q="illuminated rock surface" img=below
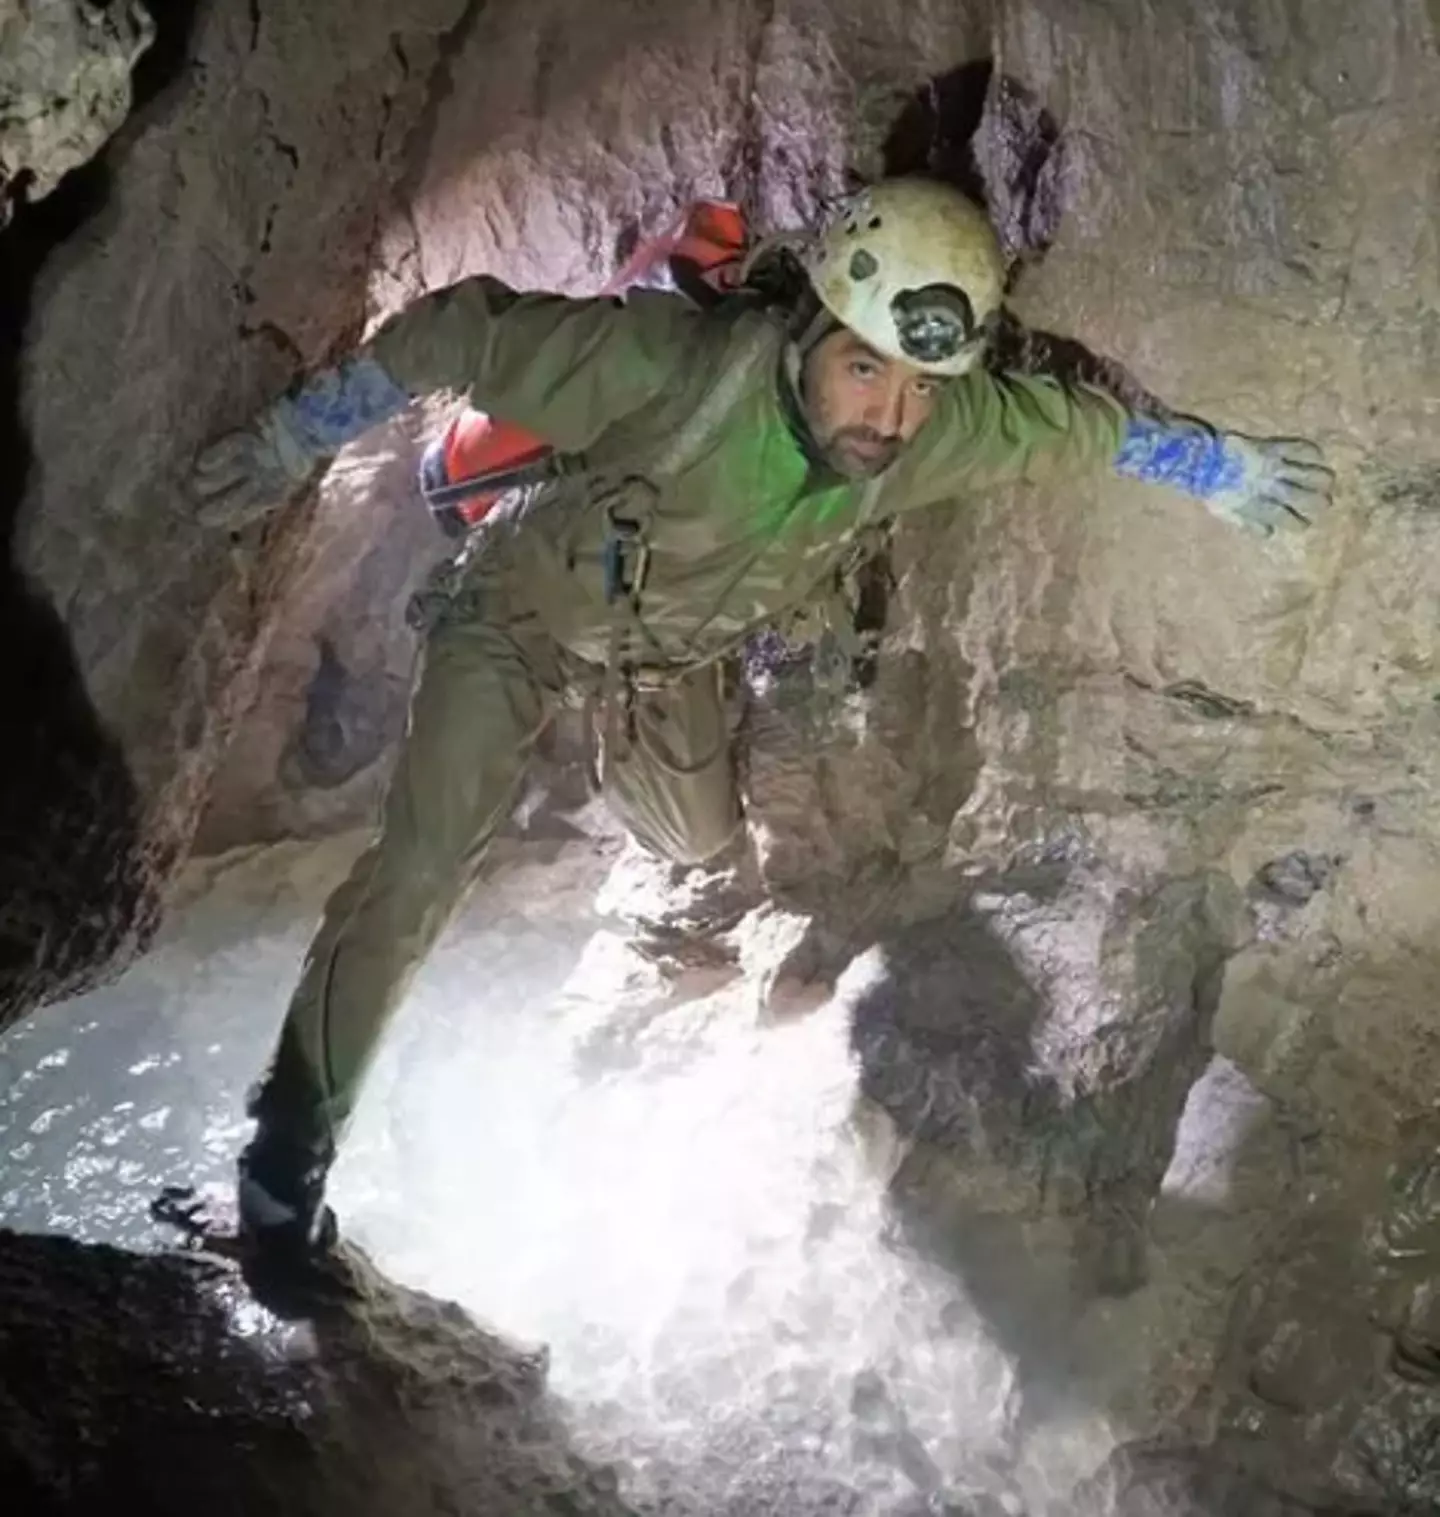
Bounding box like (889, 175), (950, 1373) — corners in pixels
(3, 0), (1440, 1512)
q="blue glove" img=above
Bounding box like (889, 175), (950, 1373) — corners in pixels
(1113, 416), (1334, 535)
(192, 357), (412, 528)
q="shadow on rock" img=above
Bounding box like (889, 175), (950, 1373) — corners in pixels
(0, 168), (158, 1032)
(1205, 1131), (1440, 1517)
(0, 1228), (639, 1517)
(847, 852), (1244, 1388)
(0, 2), (214, 1030)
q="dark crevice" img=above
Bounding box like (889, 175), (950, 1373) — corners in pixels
(254, 87), (301, 176)
(0, 0), (208, 1031)
(361, 0), (489, 311)
(988, 314), (1169, 416)
(715, 0), (777, 223)
(375, 93), (396, 163)
(882, 60), (1166, 418)
(880, 58), (993, 205)
(841, 59), (1164, 668)
(130, 0), (209, 108)
(849, 552), (894, 691)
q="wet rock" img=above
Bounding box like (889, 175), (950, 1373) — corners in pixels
(1200, 1135), (1440, 1515)
(1343, 1387), (1440, 1513)
(1247, 1313), (1382, 1416)
(1251, 852), (1342, 908)
(593, 832), (762, 977)
(0, 1227), (636, 1517)
(1071, 1443), (1385, 1517)
(1393, 1280), (1440, 1384)
(850, 856), (1245, 1302)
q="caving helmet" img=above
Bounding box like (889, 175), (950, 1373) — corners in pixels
(800, 177), (1005, 377)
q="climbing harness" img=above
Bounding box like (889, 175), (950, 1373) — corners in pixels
(419, 200), (751, 536)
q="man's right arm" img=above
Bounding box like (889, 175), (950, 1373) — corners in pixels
(191, 275), (695, 527)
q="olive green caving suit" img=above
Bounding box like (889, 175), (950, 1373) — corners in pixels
(252, 278), (1128, 1153)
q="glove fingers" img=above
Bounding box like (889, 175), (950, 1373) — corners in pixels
(1258, 438), (1336, 505)
(191, 430), (291, 528)
(1259, 436), (1326, 468)
(1274, 459), (1335, 496)
(1214, 499), (1275, 536)
(196, 484), (277, 530)
(1258, 487), (1320, 528)
(191, 434), (261, 498)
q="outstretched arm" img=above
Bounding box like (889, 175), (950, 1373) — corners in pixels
(1111, 413), (1333, 535)
(191, 278), (698, 528)
(898, 370), (1334, 533)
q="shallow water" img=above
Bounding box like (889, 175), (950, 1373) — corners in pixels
(0, 831), (1267, 1515)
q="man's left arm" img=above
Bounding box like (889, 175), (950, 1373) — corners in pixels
(900, 371), (1335, 535)
(1109, 412), (1333, 535)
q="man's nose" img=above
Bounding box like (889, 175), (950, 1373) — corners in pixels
(864, 383), (905, 438)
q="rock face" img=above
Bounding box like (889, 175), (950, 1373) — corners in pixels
(0, 1228), (637, 1517)
(0, 0), (153, 224)
(850, 859), (1245, 1299)
(6, 0), (1440, 1512)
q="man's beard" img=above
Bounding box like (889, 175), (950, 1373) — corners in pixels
(815, 424), (903, 479)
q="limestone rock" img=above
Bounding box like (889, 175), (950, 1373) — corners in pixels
(0, 0), (153, 223)
(848, 854), (1245, 1299)
(0, 1228), (636, 1517)
(1071, 1444), (1383, 1517)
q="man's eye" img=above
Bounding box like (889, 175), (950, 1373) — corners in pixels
(849, 361), (879, 379)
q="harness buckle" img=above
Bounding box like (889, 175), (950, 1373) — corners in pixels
(603, 511), (648, 604)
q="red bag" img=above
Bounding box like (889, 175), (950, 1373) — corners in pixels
(421, 200), (750, 536)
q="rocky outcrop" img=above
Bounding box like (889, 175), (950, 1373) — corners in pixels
(0, 0), (153, 224)
(0, 1228), (636, 1517)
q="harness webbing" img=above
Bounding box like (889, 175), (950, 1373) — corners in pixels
(594, 320), (778, 788)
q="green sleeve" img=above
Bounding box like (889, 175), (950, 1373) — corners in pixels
(895, 369), (1130, 512)
(364, 277), (699, 452)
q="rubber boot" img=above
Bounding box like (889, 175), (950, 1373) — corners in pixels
(234, 1023), (360, 1317)
(236, 1121), (338, 1257)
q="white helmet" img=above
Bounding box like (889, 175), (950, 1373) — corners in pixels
(801, 178), (1005, 377)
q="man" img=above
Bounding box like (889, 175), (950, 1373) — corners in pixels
(192, 177), (1334, 1285)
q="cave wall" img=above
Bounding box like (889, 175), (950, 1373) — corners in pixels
(6, 1), (1440, 1505)
(5, 0), (470, 1016)
(18, 0), (1434, 1002)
